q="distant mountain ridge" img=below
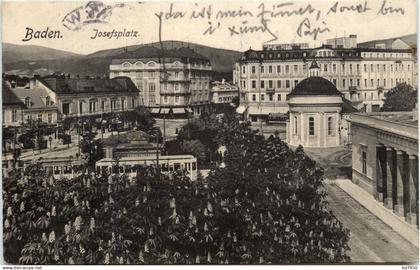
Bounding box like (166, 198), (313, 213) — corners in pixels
(3, 43), (82, 64)
(3, 41), (243, 77)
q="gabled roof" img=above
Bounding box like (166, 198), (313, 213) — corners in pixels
(38, 76), (138, 94)
(2, 81), (25, 106)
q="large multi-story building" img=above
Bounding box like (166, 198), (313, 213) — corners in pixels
(109, 46), (213, 116)
(233, 35), (416, 121)
(2, 81), (25, 127)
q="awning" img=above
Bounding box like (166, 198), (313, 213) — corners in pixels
(160, 108), (170, 114)
(248, 106), (289, 115)
(150, 108), (160, 114)
(236, 105), (247, 114)
(172, 108), (186, 114)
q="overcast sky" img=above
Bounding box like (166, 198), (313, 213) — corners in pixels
(2, 0), (417, 55)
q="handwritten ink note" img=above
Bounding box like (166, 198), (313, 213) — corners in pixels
(154, 1), (406, 43)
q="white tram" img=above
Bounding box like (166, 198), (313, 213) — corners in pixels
(95, 155), (198, 181)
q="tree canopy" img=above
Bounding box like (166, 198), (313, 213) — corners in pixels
(381, 83), (417, 112)
(3, 112), (351, 264)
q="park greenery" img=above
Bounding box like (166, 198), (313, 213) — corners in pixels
(3, 110), (351, 264)
(381, 83), (417, 112)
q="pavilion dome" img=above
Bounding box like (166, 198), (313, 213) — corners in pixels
(289, 77), (342, 97)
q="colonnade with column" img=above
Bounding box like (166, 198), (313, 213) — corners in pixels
(375, 144), (418, 226)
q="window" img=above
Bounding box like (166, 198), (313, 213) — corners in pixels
(260, 80), (265, 89)
(148, 71), (155, 78)
(324, 64), (328, 72)
(277, 94), (281, 101)
(294, 65), (298, 74)
(370, 79), (374, 87)
(175, 96), (180, 104)
(89, 101), (96, 113)
(308, 117), (315, 136)
(285, 65), (290, 74)
(342, 79), (346, 88)
(251, 80), (256, 89)
(111, 99), (117, 111)
(364, 64), (367, 72)
(277, 65), (281, 73)
(333, 79), (337, 86)
(175, 83), (180, 92)
(357, 79), (360, 87)
(294, 116), (298, 135)
(277, 80), (281, 88)
(269, 94), (273, 101)
(362, 151), (367, 174)
(364, 79), (367, 87)
(62, 103), (70, 115)
(25, 97), (31, 107)
(268, 66), (273, 74)
(327, 116), (334, 136)
(261, 94), (265, 101)
(164, 96), (168, 104)
(268, 80), (273, 88)
(383, 79), (386, 87)
(252, 94), (256, 101)
(242, 66), (245, 74)
(12, 110), (17, 122)
(175, 72), (179, 79)
(101, 100), (106, 111)
(260, 66), (264, 73)
(149, 82), (156, 92)
(251, 66), (256, 74)
(38, 113), (42, 121)
(370, 64), (374, 72)
(294, 80), (298, 87)
(286, 80), (290, 88)
(79, 101), (83, 114)
(333, 64), (337, 73)
(46, 96), (51, 106)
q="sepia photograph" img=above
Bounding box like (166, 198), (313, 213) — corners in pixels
(1, 0), (419, 266)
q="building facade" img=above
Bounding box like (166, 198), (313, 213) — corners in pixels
(2, 81), (25, 127)
(10, 81), (59, 125)
(234, 35), (416, 121)
(33, 76), (140, 120)
(110, 46), (213, 116)
(350, 112), (418, 226)
(210, 79), (239, 110)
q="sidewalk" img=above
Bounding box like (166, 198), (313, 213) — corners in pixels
(333, 179), (419, 248)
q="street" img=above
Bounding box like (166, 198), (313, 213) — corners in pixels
(325, 183), (419, 263)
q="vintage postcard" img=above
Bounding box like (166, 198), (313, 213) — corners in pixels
(1, 0), (418, 266)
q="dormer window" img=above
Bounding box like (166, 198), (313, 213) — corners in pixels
(46, 96), (51, 106)
(25, 97), (31, 107)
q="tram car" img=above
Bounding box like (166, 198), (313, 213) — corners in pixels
(95, 155), (198, 181)
(22, 157), (85, 179)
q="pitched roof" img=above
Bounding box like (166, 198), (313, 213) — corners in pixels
(289, 77), (341, 96)
(357, 33), (417, 49)
(342, 98), (359, 113)
(2, 81), (25, 106)
(11, 86), (54, 109)
(113, 46), (209, 62)
(39, 76), (138, 94)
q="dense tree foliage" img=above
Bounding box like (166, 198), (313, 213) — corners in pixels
(3, 112), (351, 264)
(381, 83), (417, 112)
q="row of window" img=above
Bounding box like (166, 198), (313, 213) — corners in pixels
(62, 98), (135, 115)
(241, 62), (411, 76)
(293, 116), (336, 136)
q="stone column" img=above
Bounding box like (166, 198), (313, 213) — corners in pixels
(375, 145), (385, 202)
(318, 113), (323, 147)
(300, 112), (305, 146)
(384, 147), (394, 209)
(394, 150), (406, 216)
(406, 155), (418, 225)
